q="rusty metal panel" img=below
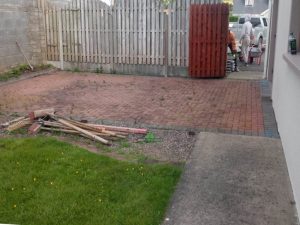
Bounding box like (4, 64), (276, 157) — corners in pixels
(189, 3), (229, 78)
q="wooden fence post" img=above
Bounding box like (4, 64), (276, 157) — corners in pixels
(163, 9), (169, 77)
(58, 8), (64, 70)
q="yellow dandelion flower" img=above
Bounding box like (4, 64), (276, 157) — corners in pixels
(50, 182), (54, 185)
(13, 204), (17, 208)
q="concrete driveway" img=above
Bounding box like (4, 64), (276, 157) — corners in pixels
(163, 132), (298, 225)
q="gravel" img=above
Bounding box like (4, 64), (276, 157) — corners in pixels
(0, 114), (197, 163)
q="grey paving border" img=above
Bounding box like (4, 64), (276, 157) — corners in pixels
(260, 80), (280, 139)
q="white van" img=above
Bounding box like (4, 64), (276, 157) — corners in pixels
(229, 14), (268, 49)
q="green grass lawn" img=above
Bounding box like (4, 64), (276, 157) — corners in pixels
(0, 137), (182, 225)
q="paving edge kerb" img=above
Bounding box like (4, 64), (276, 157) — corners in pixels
(0, 68), (58, 87)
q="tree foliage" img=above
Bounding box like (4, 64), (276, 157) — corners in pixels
(160, 0), (175, 7)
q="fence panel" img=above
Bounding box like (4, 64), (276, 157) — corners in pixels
(42, 0), (224, 73)
(189, 3), (229, 78)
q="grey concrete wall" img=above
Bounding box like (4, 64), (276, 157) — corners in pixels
(48, 61), (188, 77)
(0, 0), (46, 72)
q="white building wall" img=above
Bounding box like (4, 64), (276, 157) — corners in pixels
(272, 0), (300, 216)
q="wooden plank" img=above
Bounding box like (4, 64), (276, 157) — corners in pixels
(146, 0), (150, 64)
(58, 8), (64, 69)
(206, 4), (211, 77)
(133, 0), (138, 64)
(117, 1), (122, 64)
(48, 7), (52, 61)
(94, 0), (98, 63)
(66, 5), (71, 61)
(121, 0), (126, 64)
(210, 4), (216, 76)
(100, 7), (104, 64)
(74, 0), (79, 62)
(79, 0), (84, 62)
(197, 4), (201, 76)
(220, 4), (229, 77)
(84, 0), (90, 62)
(142, 0), (146, 64)
(77, 0), (82, 62)
(54, 6), (59, 61)
(193, 4), (199, 76)
(150, 0), (155, 64)
(126, 1), (130, 64)
(45, 7), (50, 60)
(61, 6), (66, 61)
(103, 6), (107, 63)
(63, 5), (67, 62)
(106, 6), (110, 64)
(140, 0), (144, 64)
(200, 4), (205, 76)
(89, 0), (93, 63)
(68, 4), (73, 62)
(173, 0), (177, 66)
(188, 4), (194, 75)
(156, 1), (160, 65)
(72, 1), (76, 62)
(88, 0), (94, 63)
(186, 0), (191, 67)
(160, 6), (164, 65)
(177, 0), (181, 66)
(111, 5), (116, 64)
(129, 0), (133, 64)
(52, 117), (109, 145)
(96, 1), (101, 63)
(168, 4), (172, 66)
(92, 0), (95, 63)
(50, 7), (55, 61)
(215, 3), (221, 75)
(182, 0), (187, 66)
(28, 108), (55, 120)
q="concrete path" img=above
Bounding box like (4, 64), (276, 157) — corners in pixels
(163, 132), (298, 225)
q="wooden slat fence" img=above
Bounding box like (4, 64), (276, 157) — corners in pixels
(189, 3), (229, 78)
(37, 0), (223, 72)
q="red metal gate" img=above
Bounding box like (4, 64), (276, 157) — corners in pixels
(189, 4), (229, 78)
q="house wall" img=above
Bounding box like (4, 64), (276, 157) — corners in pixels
(233, 0), (269, 14)
(272, 0), (300, 217)
(0, 0), (46, 72)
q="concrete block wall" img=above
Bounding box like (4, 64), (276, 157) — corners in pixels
(0, 0), (46, 72)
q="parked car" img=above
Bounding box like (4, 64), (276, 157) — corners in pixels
(229, 14), (268, 49)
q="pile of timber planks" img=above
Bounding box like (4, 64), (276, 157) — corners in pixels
(0, 108), (147, 145)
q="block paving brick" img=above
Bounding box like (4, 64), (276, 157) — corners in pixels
(0, 71), (265, 134)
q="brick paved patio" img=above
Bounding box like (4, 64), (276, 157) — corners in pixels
(0, 71), (264, 135)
